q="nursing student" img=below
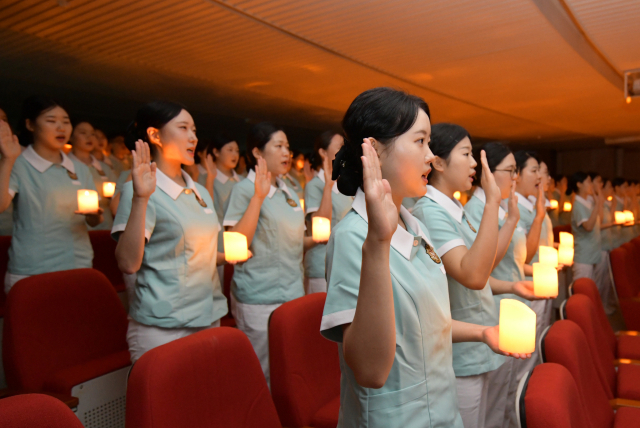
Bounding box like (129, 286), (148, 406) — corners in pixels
(320, 88), (529, 428)
(112, 101), (227, 362)
(464, 143), (529, 428)
(612, 178), (631, 245)
(0, 96), (102, 293)
(413, 128), (536, 428)
(304, 131), (353, 294)
(224, 122), (319, 385)
(0, 107), (14, 236)
(69, 120), (118, 230)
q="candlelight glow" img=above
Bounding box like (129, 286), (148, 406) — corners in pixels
(563, 202), (572, 212)
(623, 210), (634, 223)
(559, 232), (574, 248)
(607, 196), (613, 202)
(300, 199), (305, 212)
(533, 263), (558, 298)
(103, 182), (116, 198)
(539, 246), (558, 268)
(499, 299), (537, 354)
(77, 190), (99, 214)
(312, 217), (331, 242)
(615, 211), (626, 224)
(550, 199), (558, 209)
(453, 191), (461, 200)
(558, 245), (574, 265)
(224, 232), (249, 263)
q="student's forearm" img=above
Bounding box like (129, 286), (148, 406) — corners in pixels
(525, 216), (544, 263)
(489, 277), (514, 295)
(110, 193), (121, 216)
(303, 235), (318, 252)
(314, 184), (334, 220)
(230, 196), (264, 245)
(115, 196), (149, 274)
(459, 203), (500, 288)
(494, 217), (517, 268)
(0, 158), (15, 212)
(343, 237), (395, 389)
(452, 320), (486, 343)
(524, 264), (533, 276)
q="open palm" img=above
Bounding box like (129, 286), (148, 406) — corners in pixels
(480, 150), (501, 205)
(131, 140), (156, 199)
(0, 121), (21, 161)
(362, 139), (397, 242)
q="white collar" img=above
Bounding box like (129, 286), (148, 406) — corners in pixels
(247, 169), (292, 199)
(516, 192), (534, 212)
(156, 168), (203, 201)
(23, 145), (75, 174)
(425, 185), (464, 224)
(473, 187), (506, 220)
(215, 167), (240, 184)
(528, 194), (552, 208)
(197, 164), (207, 175)
(317, 169), (340, 194)
(575, 194), (593, 210)
(352, 188), (436, 260)
(69, 152), (104, 173)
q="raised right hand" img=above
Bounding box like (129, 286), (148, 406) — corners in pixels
(131, 140), (156, 199)
(507, 180), (520, 223)
(0, 120), (21, 161)
(362, 139), (397, 242)
(322, 154), (334, 186)
(253, 157), (272, 200)
(535, 183), (546, 219)
(480, 150), (501, 205)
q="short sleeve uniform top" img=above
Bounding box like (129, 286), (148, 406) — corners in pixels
(321, 189), (463, 428)
(224, 169), (305, 305)
(413, 186), (504, 377)
(465, 188), (529, 306)
(571, 195), (602, 265)
(602, 199), (615, 251)
(527, 195), (554, 264)
(303, 169), (353, 279)
(8, 146), (96, 275)
(111, 169), (227, 328)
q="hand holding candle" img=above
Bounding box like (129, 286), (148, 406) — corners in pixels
(224, 232), (249, 264)
(76, 189), (99, 214)
(103, 182), (116, 198)
(498, 299), (536, 354)
(533, 262), (559, 298)
(312, 217), (331, 243)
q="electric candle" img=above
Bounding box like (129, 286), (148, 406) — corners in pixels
(550, 199), (558, 209)
(615, 211), (626, 224)
(563, 202), (572, 212)
(312, 217), (331, 242)
(559, 232), (574, 248)
(102, 182), (116, 198)
(499, 299), (536, 354)
(539, 246), (558, 268)
(223, 232), (249, 263)
(453, 191), (461, 200)
(624, 210), (634, 223)
(533, 263), (558, 298)
(77, 190), (99, 214)
(558, 245), (574, 265)
(607, 196), (613, 202)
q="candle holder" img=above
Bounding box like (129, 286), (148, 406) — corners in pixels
(499, 299), (536, 354)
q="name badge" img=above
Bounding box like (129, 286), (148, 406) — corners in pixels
(72, 180), (81, 186)
(204, 208), (213, 214)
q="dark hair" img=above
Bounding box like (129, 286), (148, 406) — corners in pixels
(311, 130), (341, 171)
(514, 150), (539, 173)
(246, 122), (284, 171)
(333, 87), (430, 196)
(474, 142), (513, 182)
(18, 95), (68, 146)
(587, 171), (601, 181)
(568, 171), (589, 195)
(427, 123), (470, 180)
(125, 101), (186, 151)
(612, 177), (627, 188)
(553, 174), (565, 183)
(208, 132), (236, 157)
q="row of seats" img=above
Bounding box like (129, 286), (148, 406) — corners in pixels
(1, 268), (338, 427)
(610, 236), (640, 330)
(518, 278), (640, 427)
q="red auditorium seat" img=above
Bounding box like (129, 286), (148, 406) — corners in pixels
(565, 294), (640, 401)
(572, 278), (640, 360)
(0, 235), (11, 318)
(220, 263), (236, 327)
(541, 320), (640, 427)
(610, 245), (640, 330)
(0, 393), (84, 428)
(126, 327), (282, 428)
(269, 293), (340, 428)
(89, 230), (125, 293)
(552, 224), (571, 244)
(3, 269), (131, 425)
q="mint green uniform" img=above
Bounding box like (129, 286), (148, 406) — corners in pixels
(571, 195), (601, 265)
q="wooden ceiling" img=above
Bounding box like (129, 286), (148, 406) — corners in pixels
(0, 0), (638, 143)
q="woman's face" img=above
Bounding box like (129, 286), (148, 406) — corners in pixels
(214, 141), (240, 171)
(493, 153), (517, 199)
(516, 157), (541, 197)
(615, 183), (628, 197)
(577, 176), (594, 196)
(379, 109), (434, 199)
(26, 106), (72, 151)
(592, 176), (603, 193)
(539, 162), (550, 192)
(433, 137), (477, 193)
(253, 130), (290, 177)
(70, 122), (97, 154)
(603, 181), (614, 199)
(149, 109), (198, 165)
(94, 129), (108, 152)
(319, 134), (344, 166)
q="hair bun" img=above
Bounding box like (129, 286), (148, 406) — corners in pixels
(124, 120), (140, 151)
(332, 141), (363, 196)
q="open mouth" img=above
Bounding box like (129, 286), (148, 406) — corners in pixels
(421, 168), (431, 184)
(55, 136), (66, 143)
(186, 148), (194, 156)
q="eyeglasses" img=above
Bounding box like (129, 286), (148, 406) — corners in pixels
(494, 168), (518, 178)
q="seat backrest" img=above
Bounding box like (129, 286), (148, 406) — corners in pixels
(0, 235), (11, 317)
(565, 294), (616, 397)
(523, 363), (594, 428)
(542, 320), (613, 428)
(88, 230), (123, 291)
(0, 393), (85, 428)
(126, 327), (282, 428)
(610, 246), (636, 299)
(3, 269), (128, 391)
(572, 278), (616, 353)
(269, 293), (340, 427)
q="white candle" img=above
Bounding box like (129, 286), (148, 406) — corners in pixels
(563, 202), (572, 212)
(499, 299), (537, 354)
(312, 217), (331, 242)
(615, 211), (626, 224)
(550, 199), (558, 209)
(223, 232), (249, 263)
(533, 262), (559, 298)
(558, 245), (574, 265)
(453, 191), (461, 200)
(103, 182), (116, 198)
(539, 246), (558, 268)
(77, 190), (99, 214)
(559, 232), (574, 248)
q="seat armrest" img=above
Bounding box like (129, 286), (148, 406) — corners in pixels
(0, 388), (79, 409)
(610, 398), (640, 410)
(616, 331), (640, 337)
(614, 359), (640, 366)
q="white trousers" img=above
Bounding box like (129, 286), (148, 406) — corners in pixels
(4, 272), (29, 295)
(485, 360), (512, 428)
(456, 372), (490, 428)
(230, 294), (281, 387)
(572, 262), (594, 282)
(127, 317), (220, 363)
(306, 277), (327, 294)
(593, 251), (615, 313)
